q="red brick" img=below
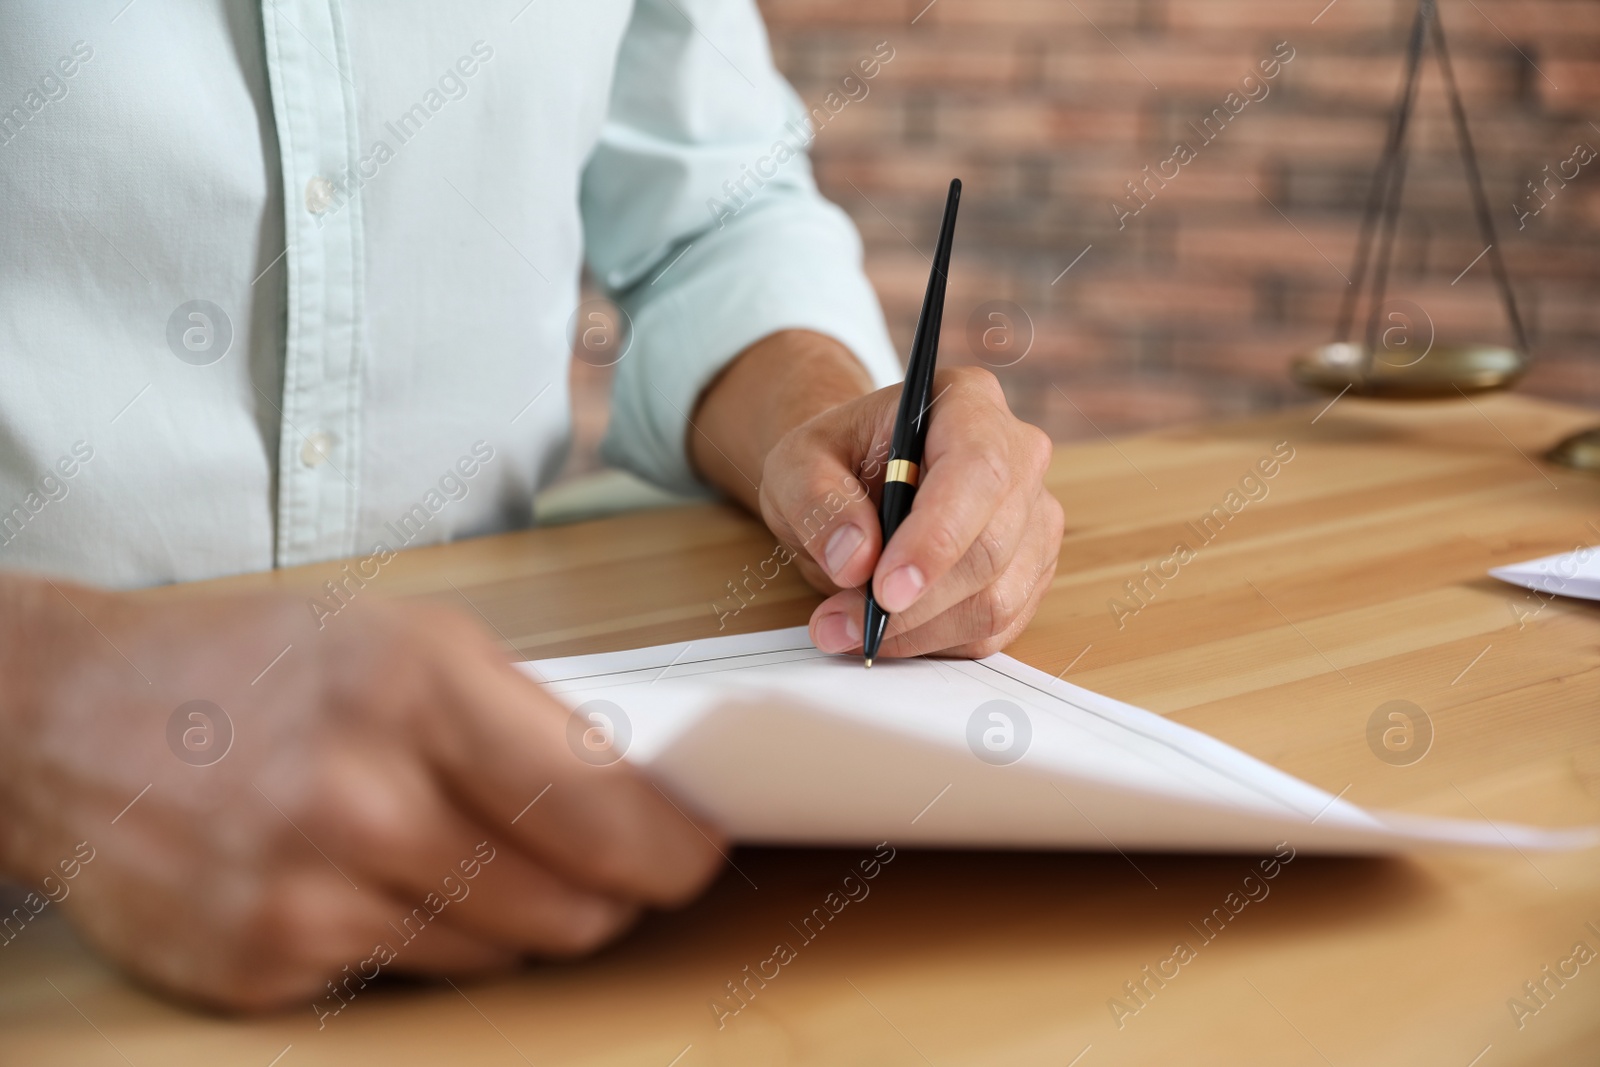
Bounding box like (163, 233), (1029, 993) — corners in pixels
(863, 36), (1037, 89)
(1164, 0), (1402, 34)
(548, 0), (1600, 488)
(758, 0), (910, 28)
(918, 0), (1149, 32)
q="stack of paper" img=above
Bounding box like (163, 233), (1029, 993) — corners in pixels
(518, 628), (1595, 855)
(1490, 546), (1600, 602)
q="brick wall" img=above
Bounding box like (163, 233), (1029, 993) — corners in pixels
(562, 0), (1600, 480)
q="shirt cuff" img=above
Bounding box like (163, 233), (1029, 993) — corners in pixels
(600, 195), (901, 496)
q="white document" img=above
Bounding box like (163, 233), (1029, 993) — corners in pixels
(1490, 546), (1600, 602)
(518, 628), (1595, 855)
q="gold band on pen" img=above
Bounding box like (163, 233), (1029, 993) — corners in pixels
(885, 459), (920, 487)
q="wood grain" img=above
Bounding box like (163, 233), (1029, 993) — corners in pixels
(3, 393), (1598, 1065)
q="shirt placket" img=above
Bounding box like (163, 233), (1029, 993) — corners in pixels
(260, 0), (366, 567)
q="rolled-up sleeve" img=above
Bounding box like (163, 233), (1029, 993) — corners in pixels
(582, 0), (899, 495)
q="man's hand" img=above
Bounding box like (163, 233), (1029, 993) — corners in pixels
(692, 331), (1063, 659)
(0, 577), (724, 1012)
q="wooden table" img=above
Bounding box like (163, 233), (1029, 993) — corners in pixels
(4, 394), (1598, 1065)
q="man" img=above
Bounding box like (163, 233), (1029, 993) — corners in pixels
(0, 1), (1061, 1010)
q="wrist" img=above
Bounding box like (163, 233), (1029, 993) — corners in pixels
(747, 331), (877, 460)
(690, 330), (876, 509)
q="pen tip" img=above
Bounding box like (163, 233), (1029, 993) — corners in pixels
(864, 657), (874, 669)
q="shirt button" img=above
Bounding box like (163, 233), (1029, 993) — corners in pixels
(305, 176), (336, 215)
(300, 431), (335, 467)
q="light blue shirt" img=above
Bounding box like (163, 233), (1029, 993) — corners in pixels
(0, 0), (898, 588)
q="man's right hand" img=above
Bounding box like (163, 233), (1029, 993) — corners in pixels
(0, 575), (724, 1012)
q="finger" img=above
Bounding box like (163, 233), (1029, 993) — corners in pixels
(368, 911), (523, 977)
(817, 489), (1061, 659)
(165, 875), (465, 1011)
(759, 422), (883, 593)
(324, 758), (643, 956)
(875, 480), (1031, 633)
(877, 491), (1062, 658)
(420, 652), (726, 907)
(159, 877), (394, 1011)
(872, 373), (1047, 615)
(432, 842), (643, 958)
(241, 876), (519, 996)
(289, 893), (521, 997)
(813, 482), (1046, 654)
(809, 497), (1022, 655)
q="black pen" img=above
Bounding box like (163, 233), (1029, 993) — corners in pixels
(863, 177), (961, 667)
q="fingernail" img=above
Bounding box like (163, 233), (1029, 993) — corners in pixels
(823, 524), (865, 577)
(815, 611), (863, 653)
(570, 894), (636, 943)
(880, 565), (925, 613)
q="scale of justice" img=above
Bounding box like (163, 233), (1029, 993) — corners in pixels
(1289, 0), (1598, 470)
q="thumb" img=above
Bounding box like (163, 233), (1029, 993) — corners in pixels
(759, 435), (883, 594)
